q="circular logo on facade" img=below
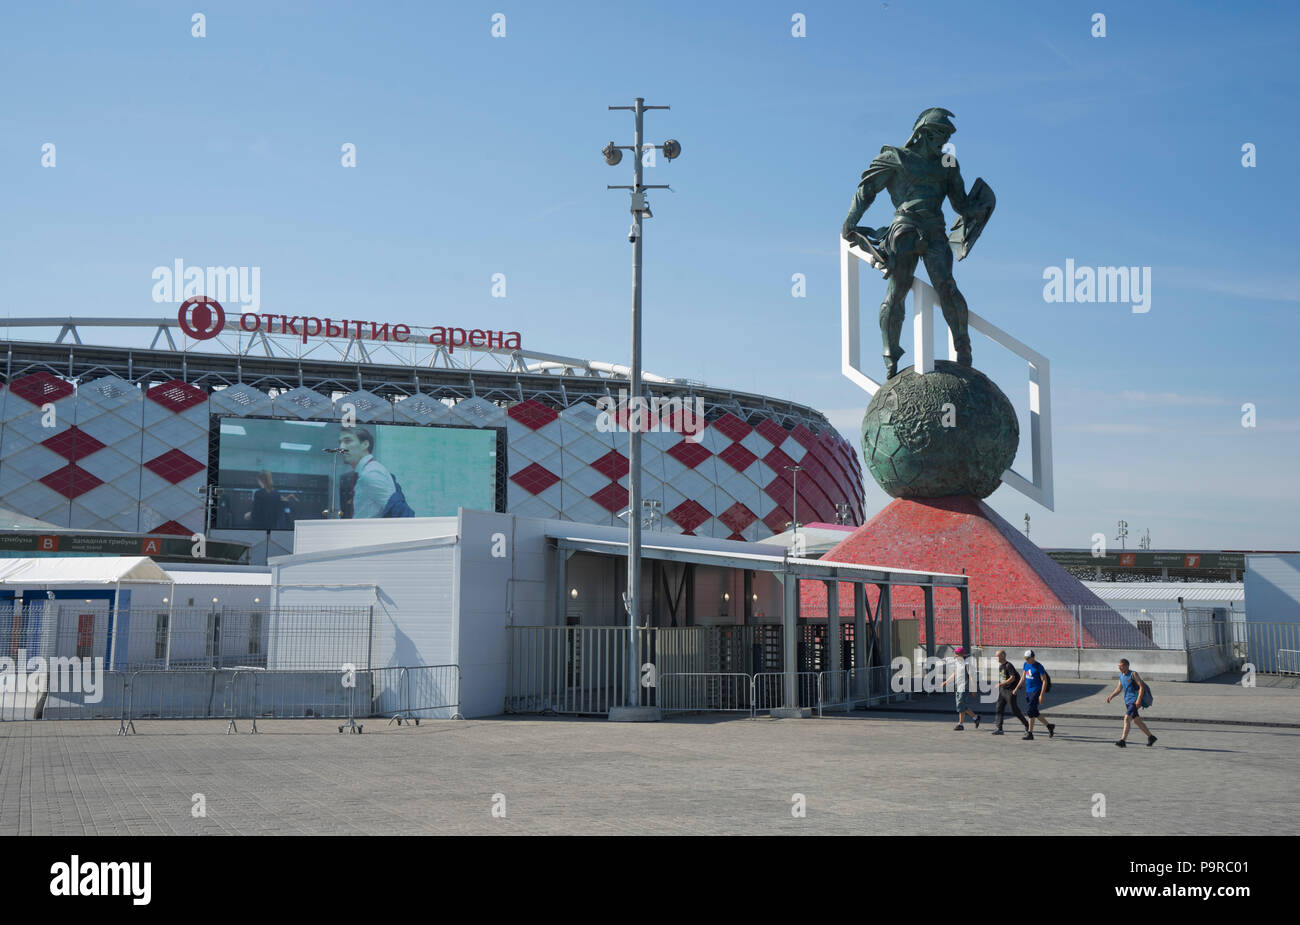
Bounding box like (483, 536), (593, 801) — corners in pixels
(178, 296), (226, 340)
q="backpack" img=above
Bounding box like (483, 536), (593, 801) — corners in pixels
(379, 474), (415, 517)
(1135, 672), (1153, 708)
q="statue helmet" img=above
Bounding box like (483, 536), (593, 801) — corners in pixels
(908, 108), (956, 146)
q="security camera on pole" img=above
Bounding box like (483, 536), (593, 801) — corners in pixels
(602, 97), (681, 723)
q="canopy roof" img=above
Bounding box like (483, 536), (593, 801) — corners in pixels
(0, 556), (171, 585)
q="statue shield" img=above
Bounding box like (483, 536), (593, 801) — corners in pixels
(948, 177), (995, 261)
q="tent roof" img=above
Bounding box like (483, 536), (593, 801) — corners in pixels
(1082, 581), (1244, 603)
(0, 556), (171, 585)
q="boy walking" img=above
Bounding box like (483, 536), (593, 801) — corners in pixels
(1013, 650), (1056, 740)
(944, 646), (980, 730)
(1106, 658), (1157, 748)
(989, 649), (1029, 735)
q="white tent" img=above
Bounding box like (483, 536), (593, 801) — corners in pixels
(0, 557), (171, 586)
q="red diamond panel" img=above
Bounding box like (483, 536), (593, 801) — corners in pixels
(711, 412), (753, 442)
(666, 439), (711, 469)
(147, 379), (207, 412)
(660, 404), (703, 439)
(790, 423), (819, 450)
(718, 501), (757, 534)
(40, 464), (103, 499)
(764, 477), (794, 509)
(40, 426), (106, 463)
(148, 520), (194, 536)
(762, 506), (792, 534)
(612, 405), (659, 432)
(755, 417), (789, 446)
(728, 532), (746, 542)
(144, 449), (206, 484)
(507, 399), (559, 430)
(717, 442), (758, 473)
(510, 462), (560, 495)
(6, 372), (74, 406)
(763, 445), (799, 474)
(591, 482), (629, 513)
(590, 449), (629, 480)
(667, 499), (710, 533)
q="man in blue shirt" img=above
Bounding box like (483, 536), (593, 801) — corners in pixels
(1012, 649), (1056, 741)
(1105, 658), (1157, 748)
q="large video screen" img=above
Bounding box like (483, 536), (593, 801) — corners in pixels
(213, 417), (500, 530)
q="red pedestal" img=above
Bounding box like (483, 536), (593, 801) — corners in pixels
(801, 496), (1150, 649)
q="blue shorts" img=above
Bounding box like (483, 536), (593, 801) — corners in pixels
(1125, 701), (1140, 718)
(1025, 691), (1041, 717)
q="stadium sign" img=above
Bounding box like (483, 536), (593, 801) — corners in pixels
(1047, 550), (1246, 570)
(177, 299), (522, 353)
(0, 531), (248, 563)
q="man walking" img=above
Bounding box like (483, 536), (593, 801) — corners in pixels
(1106, 658), (1157, 748)
(989, 649), (1029, 736)
(944, 646), (980, 730)
(1013, 650), (1056, 740)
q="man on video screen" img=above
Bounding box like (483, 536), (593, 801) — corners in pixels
(337, 426), (415, 518)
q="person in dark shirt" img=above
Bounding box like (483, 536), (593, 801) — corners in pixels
(989, 649), (1029, 736)
(243, 470), (294, 530)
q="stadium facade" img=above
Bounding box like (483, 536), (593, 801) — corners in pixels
(0, 315), (864, 564)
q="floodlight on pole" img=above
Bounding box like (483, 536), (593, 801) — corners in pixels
(604, 97), (679, 712)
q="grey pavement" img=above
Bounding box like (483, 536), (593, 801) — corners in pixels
(3, 689), (1298, 835)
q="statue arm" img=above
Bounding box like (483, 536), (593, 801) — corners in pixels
(841, 161), (892, 238)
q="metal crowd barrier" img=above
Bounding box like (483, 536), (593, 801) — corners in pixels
(0, 669), (129, 723)
(817, 670), (852, 716)
(658, 672), (753, 715)
(0, 665), (461, 734)
(382, 664), (463, 724)
(752, 671), (819, 715)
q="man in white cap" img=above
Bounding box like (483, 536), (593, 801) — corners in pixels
(1012, 649), (1056, 740)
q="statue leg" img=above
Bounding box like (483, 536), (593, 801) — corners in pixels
(879, 252), (918, 379)
(923, 246), (972, 366)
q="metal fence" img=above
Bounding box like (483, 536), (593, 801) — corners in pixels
(1213, 621), (1300, 675)
(0, 604), (374, 671)
(0, 664), (460, 727)
(658, 673), (753, 715)
(504, 624), (793, 714)
(752, 671), (819, 714)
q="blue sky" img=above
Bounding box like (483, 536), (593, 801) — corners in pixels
(2, 0), (1297, 549)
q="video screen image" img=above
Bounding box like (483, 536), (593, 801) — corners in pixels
(214, 418), (499, 530)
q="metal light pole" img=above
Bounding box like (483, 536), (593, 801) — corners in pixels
(1116, 519), (1129, 551)
(785, 465), (803, 553)
(604, 98), (680, 710)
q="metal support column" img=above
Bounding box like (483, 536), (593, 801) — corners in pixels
(826, 579), (841, 675)
(783, 570), (799, 707)
(959, 585), (971, 655)
(923, 584), (936, 658)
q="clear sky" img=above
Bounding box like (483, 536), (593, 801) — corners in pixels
(2, 1), (1297, 550)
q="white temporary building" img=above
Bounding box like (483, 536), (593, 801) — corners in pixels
(1244, 554), (1300, 623)
(0, 556), (272, 669)
(268, 508), (970, 718)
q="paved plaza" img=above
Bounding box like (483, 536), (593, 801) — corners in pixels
(2, 679), (1297, 836)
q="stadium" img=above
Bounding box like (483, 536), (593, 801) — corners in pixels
(0, 310), (864, 564)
